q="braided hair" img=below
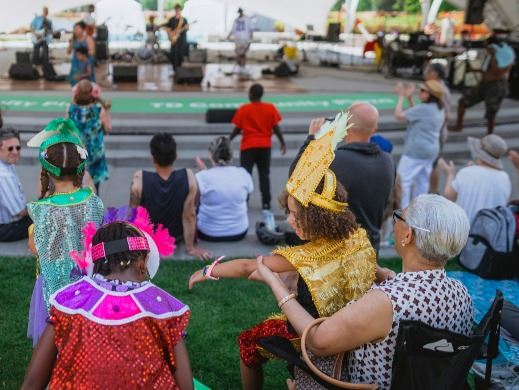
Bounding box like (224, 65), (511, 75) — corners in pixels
(39, 143), (85, 199)
(92, 222), (149, 276)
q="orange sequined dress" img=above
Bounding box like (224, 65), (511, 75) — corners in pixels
(48, 276), (190, 389)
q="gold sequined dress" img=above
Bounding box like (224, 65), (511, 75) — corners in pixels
(238, 228), (376, 367)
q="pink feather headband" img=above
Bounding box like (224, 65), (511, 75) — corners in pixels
(70, 207), (175, 274)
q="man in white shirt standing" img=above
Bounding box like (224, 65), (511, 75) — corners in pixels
(228, 8), (254, 70)
(439, 134), (511, 223)
(0, 128), (31, 242)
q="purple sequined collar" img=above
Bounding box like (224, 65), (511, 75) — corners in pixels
(92, 274), (149, 292)
(49, 276), (189, 326)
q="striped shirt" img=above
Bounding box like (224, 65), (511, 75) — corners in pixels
(0, 160), (26, 224)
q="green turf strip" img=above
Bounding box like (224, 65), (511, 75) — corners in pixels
(0, 257), (464, 389)
(0, 93), (399, 114)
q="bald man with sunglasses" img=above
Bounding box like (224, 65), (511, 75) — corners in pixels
(0, 128), (31, 242)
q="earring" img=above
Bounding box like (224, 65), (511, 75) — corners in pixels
(401, 240), (406, 247)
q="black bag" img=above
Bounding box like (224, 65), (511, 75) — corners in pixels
(459, 206), (519, 279)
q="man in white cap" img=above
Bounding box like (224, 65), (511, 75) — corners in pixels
(438, 134), (511, 223)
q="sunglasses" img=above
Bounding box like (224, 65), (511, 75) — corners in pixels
(6, 145), (21, 152)
(392, 209), (431, 233)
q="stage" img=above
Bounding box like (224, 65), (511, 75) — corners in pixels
(0, 62), (306, 93)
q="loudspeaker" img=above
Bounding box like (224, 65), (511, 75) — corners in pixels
(95, 41), (109, 61)
(188, 48), (207, 63)
(9, 63), (39, 80)
(205, 109), (237, 123)
(96, 25), (109, 41)
(465, 0), (488, 25)
(274, 61), (298, 77)
(175, 66), (204, 84)
(16, 52), (31, 64)
(113, 65), (138, 82)
(327, 23), (341, 42)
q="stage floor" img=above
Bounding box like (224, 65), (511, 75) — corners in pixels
(0, 63), (305, 93)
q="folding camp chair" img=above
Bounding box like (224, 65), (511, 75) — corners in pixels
(259, 290), (503, 390)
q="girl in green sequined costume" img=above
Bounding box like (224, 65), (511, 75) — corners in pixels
(27, 119), (104, 346)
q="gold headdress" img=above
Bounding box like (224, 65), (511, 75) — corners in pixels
(286, 112), (352, 212)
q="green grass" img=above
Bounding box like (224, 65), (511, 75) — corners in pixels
(0, 257), (464, 389)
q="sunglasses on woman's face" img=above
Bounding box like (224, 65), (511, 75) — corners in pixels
(6, 145), (21, 152)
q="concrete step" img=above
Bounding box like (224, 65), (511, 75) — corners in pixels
(4, 106), (519, 134)
(16, 129), (519, 168)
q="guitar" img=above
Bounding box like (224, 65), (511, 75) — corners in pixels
(164, 19), (196, 45)
(32, 18), (52, 45)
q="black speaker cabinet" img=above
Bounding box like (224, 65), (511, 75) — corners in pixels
(205, 109), (237, 123)
(16, 51), (31, 64)
(327, 23), (341, 42)
(95, 41), (109, 61)
(9, 63), (40, 80)
(465, 0), (488, 25)
(96, 25), (109, 42)
(113, 65), (138, 83)
(175, 66), (204, 84)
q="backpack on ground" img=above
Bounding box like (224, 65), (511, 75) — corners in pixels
(459, 206), (518, 279)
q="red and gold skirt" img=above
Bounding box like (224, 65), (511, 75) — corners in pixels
(238, 315), (300, 367)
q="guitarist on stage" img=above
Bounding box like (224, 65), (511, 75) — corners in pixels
(165, 3), (189, 74)
(31, 6), (53, 65)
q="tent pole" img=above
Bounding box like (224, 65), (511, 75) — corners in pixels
(158, 0), (165, 23)
(427, 0), (444, 25)
(420, 0), (431, 29)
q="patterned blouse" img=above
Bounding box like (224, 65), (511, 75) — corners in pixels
(347, 269), (474, 390)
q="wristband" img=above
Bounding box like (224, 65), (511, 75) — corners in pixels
(203, 256), (225, 280)
(278, 293), (297, 308)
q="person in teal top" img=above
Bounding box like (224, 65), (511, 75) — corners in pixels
(67, 80), (109, 192)
(26, 118), (104, 346)
(67, 21), (95, 86)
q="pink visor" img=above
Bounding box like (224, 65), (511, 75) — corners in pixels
(91, 236), (150, 262)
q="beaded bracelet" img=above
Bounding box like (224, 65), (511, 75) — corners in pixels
(202, 256), (225, 280)
(278, 293), (297, 308)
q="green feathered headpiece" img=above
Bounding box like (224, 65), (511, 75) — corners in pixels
(27, 118), (88, 177)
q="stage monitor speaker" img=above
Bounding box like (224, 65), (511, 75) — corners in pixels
(274, 61), (299, 77)
(16, 52), (31, 64)
(205, 109), (236, 123)
(96, 25), (109, 42)
(8, 63), (39, 80)
(188, 48), (207, 63)
(175, 66), (204, 84)
(465, 0), (488, 25)
(95, 41), (109, 61)
(327, 23), (341, 42)
(113, 65), (138, 83)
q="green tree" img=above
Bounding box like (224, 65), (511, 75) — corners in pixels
(139, 0), (185, 11)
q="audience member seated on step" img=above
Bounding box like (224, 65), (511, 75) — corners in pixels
(195, 136), (253, 242)
(290, 102), (394, 252)
(66, 79), (109, 193)
(438, 134), (511, 223)
(0, 128), (32, 242)
(130, 133), (212, 260)
(254, 194), (474, 390)
(394, 80), (445, 208)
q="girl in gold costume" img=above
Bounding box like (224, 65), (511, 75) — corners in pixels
(189, 113), (389, 390)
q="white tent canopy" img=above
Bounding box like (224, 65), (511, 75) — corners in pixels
(1, 0), (336, 35)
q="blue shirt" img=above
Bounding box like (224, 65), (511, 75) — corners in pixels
(0, 160), (26, 224)
(31, 15), (52, 44)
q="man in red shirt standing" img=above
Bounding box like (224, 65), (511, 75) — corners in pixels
(230, 83), (286, 211)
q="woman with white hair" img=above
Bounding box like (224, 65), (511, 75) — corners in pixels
(252, 194), (474, 389)
(195, 136), (253, 241)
